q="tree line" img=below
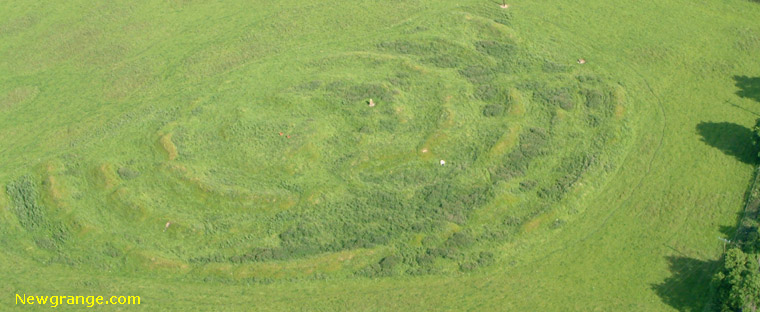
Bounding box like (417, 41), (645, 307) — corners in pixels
(710, 119), (760, 311)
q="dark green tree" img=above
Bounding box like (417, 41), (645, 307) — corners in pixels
(712, 248), (760, 311)
(752, 118), (760, 158)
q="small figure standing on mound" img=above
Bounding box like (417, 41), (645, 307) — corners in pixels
(368, 99), (376, 107)
(577, 58), (586, 64)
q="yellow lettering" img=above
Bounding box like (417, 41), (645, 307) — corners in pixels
(129, 296), (141, 305)
(35, 295), (47, 305)
(14, 293), (138, 306)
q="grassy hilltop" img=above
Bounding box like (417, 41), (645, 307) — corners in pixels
(1, 0), (760, 310)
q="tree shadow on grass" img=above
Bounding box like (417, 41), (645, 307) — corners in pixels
(734, 75), (760, 103)
(696, 122), (756, 165)
(652, 256), (719, 312)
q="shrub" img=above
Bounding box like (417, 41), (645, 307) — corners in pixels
(542, 61), (569, 73)
(446, 232), (474, 248)
(534, 87), (575, 110)
(377, 38), (484, 69)
(477, 251), (495, 266)
(357, 263), (383, 277)
(339, 237), (375, 250)
(279, 223), (323, 253)
(583, 88), (608, 109)
(576, 74), (602, 83)
(552, 91), (575, 110)
(188, 253), (227, 264)
(422, 55), (463, 68)
(538, 154), (596, 201)
(6, 175), (69, 249)
(427, 247), (461, 260)
(493, 17), (511, 26)
(474, 40), (517, 60)
(416, 253), (436, 266)
(550, 218), (566, 229)
(378, 118), (398, 132)
(357, 255), (402, 277)
(419, 183), (490, 222)
(379, 255), (401, 270)
(459, 251), (495, 272)
(503, 216), (522, 227)
(388, 72), (412, 89)
(290, 80), (323, 92)
(376, 40), (428, 55)
(586, 114), (601, 127)
(479, 227), (511, 241)
(519, 127), (549, 155)
(103, 243), (122, 258)
(459, 65), (496, 84)
(117, 167), (140, 180)
(34, 237), (57, 250)
(229, 247), (288, 263)
(476, 84), (511, 104)
(459, 261), (477, 272)
(482, 104), (506, 117)
(519, 180), (537, 191)
(491, 127), (550, 181)
(6, 176), (46, 231)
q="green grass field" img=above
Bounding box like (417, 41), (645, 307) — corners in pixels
(2, 0), (760, 310)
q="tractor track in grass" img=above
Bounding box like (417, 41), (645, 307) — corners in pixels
(558, 64), (667, 248)
(479, 5), (724, 308)
(490, 8), (669, 267)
